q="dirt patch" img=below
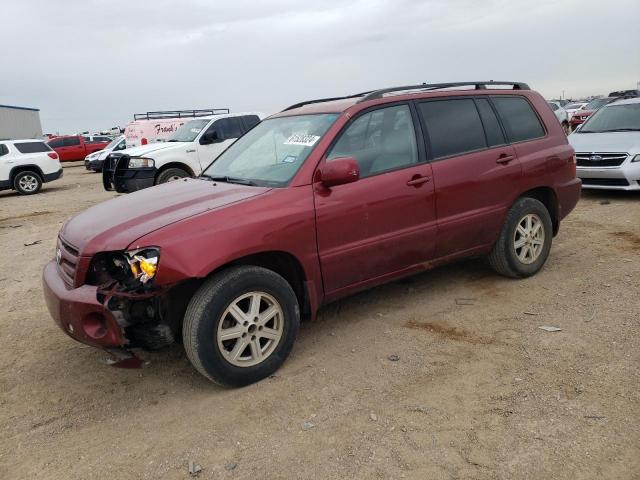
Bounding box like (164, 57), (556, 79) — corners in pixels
(610, 230), (640, 249)
(405, 320), (493, 344)
(0, 210), (54, 223)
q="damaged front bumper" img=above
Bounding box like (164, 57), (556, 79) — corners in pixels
(43, 261), (173, 368)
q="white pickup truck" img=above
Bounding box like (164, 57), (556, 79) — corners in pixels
(103, 112), (262, 193)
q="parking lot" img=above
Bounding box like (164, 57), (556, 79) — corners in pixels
(0, 164), (638, 479)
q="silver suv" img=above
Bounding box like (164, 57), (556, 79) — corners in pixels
(569, 97), (640, 190)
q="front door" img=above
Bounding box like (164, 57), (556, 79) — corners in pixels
(314, 103), (437, 295)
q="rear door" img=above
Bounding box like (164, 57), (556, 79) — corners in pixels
(314, 103), (437, 295)
(196, 117), (244, 171)
(418, 97), (522, 258)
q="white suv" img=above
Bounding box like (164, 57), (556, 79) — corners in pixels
(0, 139), (63, 195)
(103, 112), (263, 193)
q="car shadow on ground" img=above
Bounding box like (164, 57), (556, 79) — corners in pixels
(580, 189), (640, 201)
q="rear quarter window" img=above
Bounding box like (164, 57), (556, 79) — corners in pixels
(492, 96), (545, 143)
(14, 142), (52, 154)
(0, 144), (9, 156)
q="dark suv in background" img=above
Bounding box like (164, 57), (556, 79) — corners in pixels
(43, 81), (581, 386)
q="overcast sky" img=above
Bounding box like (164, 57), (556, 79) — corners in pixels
(1, 0), (638, 134)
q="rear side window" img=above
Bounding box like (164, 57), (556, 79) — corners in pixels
(0, 144), (9, 156)
(14, 142), (51, 153)
(63, 137), (81, 146)
(241, 115), (261, 132)
(492, 97), (545, 143)
(475, 99), (506, 147)
(419, 99), (486, 158)
(48, 138), (64, 148)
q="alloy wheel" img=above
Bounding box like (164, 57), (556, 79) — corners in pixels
(513, 213), (545, 264)
(19, 175), (39, 192)
(216, 291), (284, 367)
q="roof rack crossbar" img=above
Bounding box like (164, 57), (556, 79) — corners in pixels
(133, 108), (230, 120)
(283, 91), (375, 112)
(357, 81), (530, 103)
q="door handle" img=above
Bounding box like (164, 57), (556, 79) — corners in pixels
(406, 175), (431, 187)
(496, 154), (515, 164)
(186, 149), (196, 153)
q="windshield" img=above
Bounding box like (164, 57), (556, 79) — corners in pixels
(565, 103), (583, 110)
(580, 103), (640, 133)
(105, 136), (123, 149)
(202, 113), (339, 187)
(167, 119), (210, 142)
(585, 98), (611, 110)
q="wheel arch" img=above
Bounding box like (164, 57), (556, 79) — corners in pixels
(155, 161), (195, 180)
(519, 186), (559, 235)
(10, 165), (45, 184)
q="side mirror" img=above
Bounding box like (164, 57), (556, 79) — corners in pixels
(319, 157), (359, 188)
(200, 130), (220, 145)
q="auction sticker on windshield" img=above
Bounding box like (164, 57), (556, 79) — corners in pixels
(284, 134), (320, 146)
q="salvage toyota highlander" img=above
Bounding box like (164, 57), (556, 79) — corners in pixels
(43, 81), (581, 386)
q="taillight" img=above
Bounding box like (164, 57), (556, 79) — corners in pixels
(48, 152), (58, 159)
(141, 138), (148, 145)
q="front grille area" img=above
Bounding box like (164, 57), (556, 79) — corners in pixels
(576, 152), (628, 167)
(581, 178), (630, 187)
(57, 236), (79, 286)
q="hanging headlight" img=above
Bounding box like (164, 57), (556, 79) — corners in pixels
(112, 247), (160, 284)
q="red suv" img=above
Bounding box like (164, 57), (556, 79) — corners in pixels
(47, 135), (111, 162)
(43, 81), (581, 386)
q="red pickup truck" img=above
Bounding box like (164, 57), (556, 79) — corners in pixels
(47, 135), (111, 162)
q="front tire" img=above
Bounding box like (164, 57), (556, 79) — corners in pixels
(155, 167), (189, 185)
(488, 197), (553, 278)
(14, 171), (42, 195)
(183, 266), (300, 387)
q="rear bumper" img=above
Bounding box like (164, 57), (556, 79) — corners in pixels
(42, 261), (125, 349)
(43, 168), (63, 183)
(556, 177), (582, 220)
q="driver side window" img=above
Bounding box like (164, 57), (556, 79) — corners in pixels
(326, 104), (418, 178)
(204, 117), (244, 142)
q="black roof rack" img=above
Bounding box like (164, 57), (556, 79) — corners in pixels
(283, 91), (375, 112)
(357, 81), (530, 103)
(133, 108), (230, 120)
(283, 82), (530, 112)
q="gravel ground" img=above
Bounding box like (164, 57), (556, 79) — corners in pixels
(0, 164), (638, 479)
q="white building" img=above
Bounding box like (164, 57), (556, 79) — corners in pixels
(0, 104), (43, 140)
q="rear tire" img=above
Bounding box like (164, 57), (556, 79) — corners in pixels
(13, 171), (42, 195)
(155, 167), (189, 185)
(183, 266), (300, 387)
(488, 197), (553, 278)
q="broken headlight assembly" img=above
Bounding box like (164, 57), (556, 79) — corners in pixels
(87, 247), (160, 287)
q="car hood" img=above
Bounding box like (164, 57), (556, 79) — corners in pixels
(569, 131), (640, 153)
(120, 142), (187, 157)
(61, 179), (271, 255)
